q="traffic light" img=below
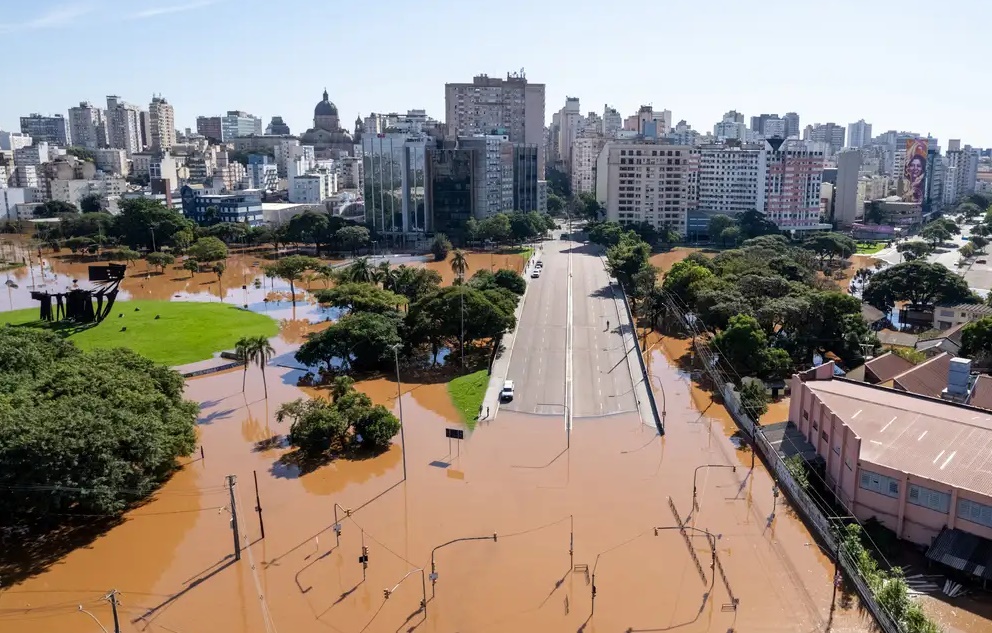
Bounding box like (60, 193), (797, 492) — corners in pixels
(358, 546), (369, 566)
(383, 588), (391, 600)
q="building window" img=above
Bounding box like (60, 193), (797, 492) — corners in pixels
(958, 498), (992, 528)
(908, 484), (950, 513)
(859, 469), (900, 498)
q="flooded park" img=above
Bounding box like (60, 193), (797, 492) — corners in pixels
(0, 236), (965, 632)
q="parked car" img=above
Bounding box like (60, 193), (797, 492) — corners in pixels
(531, 269), (541, 278)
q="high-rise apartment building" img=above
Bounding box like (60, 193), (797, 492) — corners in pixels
(266, 116), (291, 136)
(444, 72), (546, 173)
(139, 111), (152, 150)
(784, 112), (801, 139)
(749, 114), (779, 137)
(68, 102), (107, 149)
(221, 111), (263, 140)
(597, 141), (694, 235)
(149, 96), (176, 150)
(459, 135), (515, 217)
(623, 106), (672, 139)
(555, 97), (581, 172)
(847, 120), (872, 149)
(0, 131), (33, 151)
(196, 116), (223, 142)
(763, 139), (825, 230)
(695, 144), (767, 216)
(19, 114), (70, 146)
(833, 150), (862, 226)
(943, 145), (980, 205)
(803, 123), (845, 154)
(603, 106), (622, 138)
(571, 136), (607, 195)
(106, 96), (142, 155)
(713, 112), (748, 141)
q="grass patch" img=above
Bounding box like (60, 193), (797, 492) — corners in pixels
(447, 369), (489, 429)
(0, 262), (25, 272)
(856, 242), (884, 254)
(1, 300), (278, 366)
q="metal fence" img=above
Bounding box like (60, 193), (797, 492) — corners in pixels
(720, 382), (901, 633)
(615, 282), (665, 435)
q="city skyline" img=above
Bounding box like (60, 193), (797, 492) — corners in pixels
(2, 0), (990, 147)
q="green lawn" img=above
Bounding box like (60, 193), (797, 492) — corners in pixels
(1, 300), (278, 366)
(447, 369), (489, 429)
(856, 242), (885, 254)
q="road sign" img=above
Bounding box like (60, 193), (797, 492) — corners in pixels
(445, 428), (464, 440)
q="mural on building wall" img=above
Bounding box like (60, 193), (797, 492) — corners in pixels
(903, 138), (928, 204)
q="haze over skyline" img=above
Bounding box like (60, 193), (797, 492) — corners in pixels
(3, 0), (990, 147)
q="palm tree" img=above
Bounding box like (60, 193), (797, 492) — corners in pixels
(372, 261), (393, 288)
(235, 337), (251, 392)
(450, 249), (469, 282)
(245, 335), (276, 399)
(348, 257), (372, 283)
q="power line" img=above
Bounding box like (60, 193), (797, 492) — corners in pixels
(660, 289), (907, 628)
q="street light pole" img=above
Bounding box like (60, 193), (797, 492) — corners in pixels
(392, 345), (407, 481)
(692, 464), (736, 511)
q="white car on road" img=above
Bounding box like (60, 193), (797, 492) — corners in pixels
(499, 380), (515, 401)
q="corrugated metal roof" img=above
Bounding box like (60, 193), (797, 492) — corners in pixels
(807, 379), (992, 497)
(877, 330), (919, 348)
(892, 353), (951, 398)
(969, 376), (992, 412)
(926, 527), (992, 581)
(863, 352), (914, 384)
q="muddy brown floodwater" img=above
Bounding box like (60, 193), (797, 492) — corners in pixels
(0, 316), (881, 633)
(1, 239), (885, 632)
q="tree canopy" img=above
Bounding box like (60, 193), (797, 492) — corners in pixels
(296, 311), (403, 372)
(0, 328), (197, 529)
(186, 236), (228, 262)
(263, 255), (323, 305)
(277, 379), (399, 458)
(961, 317), (992, 360)
(314, 283), (407, 314)
(660, 236), (878, 374)
(896, 241), (933, 261)
(863, 260), (977, 311)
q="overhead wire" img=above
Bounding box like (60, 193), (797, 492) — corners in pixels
(661, 287), (907, 626)
(665, 289), (897, 567)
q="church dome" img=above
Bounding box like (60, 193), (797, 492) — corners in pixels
(314, 89), (338, 117)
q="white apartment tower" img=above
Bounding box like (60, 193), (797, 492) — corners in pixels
(106, 96), (142, 155)
(597, 141), (694, 235)
(943, 145), (980, 205)
(695, 144), (768, 216)
(556, 97), (581, 172)
(603, 106), (622, 138)
(149, 96), (176, 151)
(570, 136), (606, 195)
(847, 120), (872, 149)
(68, 102), (107, 149)
(444, 71), (546, 173)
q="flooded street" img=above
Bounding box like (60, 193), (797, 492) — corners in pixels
(0, 237), (882, 632)
(0, 325), (875, 632)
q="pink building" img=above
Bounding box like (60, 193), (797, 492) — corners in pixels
(789, 363), (992, 553)
(764, 141), (825, 231)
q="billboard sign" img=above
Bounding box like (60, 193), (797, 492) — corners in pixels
(903, 138), (928, 204)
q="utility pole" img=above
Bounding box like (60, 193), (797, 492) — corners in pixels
(227, 474), (241, 561)
(107, 589), (121, 633)
(252, 470), (265, 539)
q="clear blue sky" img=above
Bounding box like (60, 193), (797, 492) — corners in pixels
(3, 0), (990, 148)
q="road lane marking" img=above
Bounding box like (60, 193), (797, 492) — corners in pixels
(565, 235), (573, 427)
